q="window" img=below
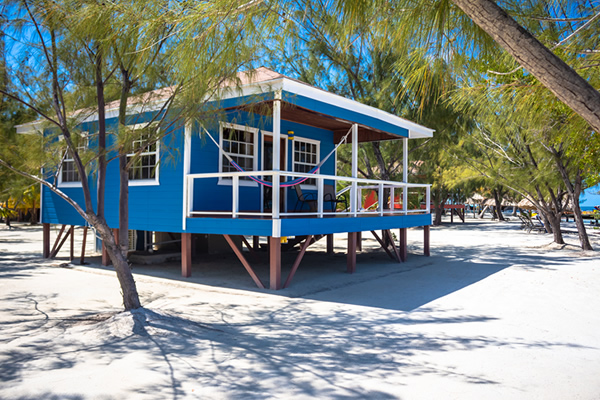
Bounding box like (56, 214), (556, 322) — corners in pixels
(219, 122), (258, 185)
(59, 133), (88, 186)
(293, 139), (319, 187)
(127, 124), (159, 184)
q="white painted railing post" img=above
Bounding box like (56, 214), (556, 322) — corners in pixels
(351, 123), (358, 217)
(188, 177), (194, 217)
(378, 183), (384, 216)
(182, 122), (192, 230)
(273, 98), (281, 220)
(426, 186), (431, 214)
(317, 177), (324, 218)
(390, 187), (395, 212)
(403, 137), (408, 216)
(232, 176), (239, 218)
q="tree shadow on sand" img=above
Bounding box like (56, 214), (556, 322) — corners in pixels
(0, 303), (592, 399)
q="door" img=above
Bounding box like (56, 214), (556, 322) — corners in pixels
(262, 135), (287, 211)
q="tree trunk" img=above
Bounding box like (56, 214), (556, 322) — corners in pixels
(89, 214), (141, 310)
(492, 189), (505, 221)
(95, 49), (106, 220)
(478, 204), (489, 218)
(119, 154), (129, 256)
(547, 213), (564, 244)
(452, 0), (600, 133)
(552, 154), (593, 250)
(118, 69), (131, 257)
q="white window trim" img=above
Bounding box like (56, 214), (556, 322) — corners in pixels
(218, 121), (259, 187)
(293, 136), (320, 190)
(127, 122), (160, 186)
(57, 132), (89, 188)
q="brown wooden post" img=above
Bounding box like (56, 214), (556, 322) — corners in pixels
(101, 242), (110, 266)
(269, 237), (281, 290)
(347, 232), (357, 274)
(399, 228), (407, 262)
(113, 228), (119, 245)
(69, 226), (75, 261)
(80, 226), (88, 264)
(424, 225), (430, 257)
(326, 233), (334, 255)
(356, 231), (362, 251)
(253, 236), (259, 251)
(181, 232), (192, 278)
(450, 208), (454, 223)
(43, 223), (50, 258)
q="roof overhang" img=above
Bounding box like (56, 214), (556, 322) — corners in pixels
(17, 72), (434, 142)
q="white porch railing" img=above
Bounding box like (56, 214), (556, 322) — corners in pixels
(184, 170), (431, 219)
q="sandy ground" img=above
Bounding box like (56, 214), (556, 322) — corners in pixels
(1, 219), (600, 399)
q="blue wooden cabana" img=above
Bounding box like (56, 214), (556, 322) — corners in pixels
(20, 67), (434, 290)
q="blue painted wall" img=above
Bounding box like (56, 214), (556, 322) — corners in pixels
(42, 106), (336, 233)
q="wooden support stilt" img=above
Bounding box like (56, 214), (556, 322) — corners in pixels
(224, 234), (265, 289)
(356, 231), (362, 251)
(385, 229), (401, 263)
(50, 225), (66, 257)
(347, 232), (357, 274)
(80, 226), (88, 265)
(101, 241), (110, 266)
(252, 236), (259, 251)
(50, 225), (73, 258)
(371, 230), (397, 261)
(269, 236), (281, 290)
(283, 235), (313, 288)
(43, 223), (50, 258)
(399, 228), (407, 262)
(182, 232), (192, 278)
(69, 226), (74, 261)
(326, 233), (334, 255)
(424, 225), (430, 256)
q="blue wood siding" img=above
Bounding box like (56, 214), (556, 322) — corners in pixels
(40, 92), (427, 236)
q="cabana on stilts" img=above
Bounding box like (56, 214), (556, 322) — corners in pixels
(20, 67), (434, 290)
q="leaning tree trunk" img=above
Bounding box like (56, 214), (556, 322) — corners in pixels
(90, 214), (141, 310)
(478, 204), (489, 218)
(451, 0), (600, 133)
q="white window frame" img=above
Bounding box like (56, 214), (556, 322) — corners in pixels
(218, 122), (259, 187)
(127, 122), (160, 186)
(293, 137), (320, 190)
(57, 132), (89, 188)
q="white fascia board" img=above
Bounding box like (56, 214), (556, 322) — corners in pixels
(16, 77), (434, 139)
(280, 78), (434, 139)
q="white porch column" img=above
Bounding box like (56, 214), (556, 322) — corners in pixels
(351, 123), (358, 216)
(273, 99), (281, 219)
(403, 137), (408, 214)
(182, 122), (192, 230)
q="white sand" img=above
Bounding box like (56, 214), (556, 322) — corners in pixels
(1, 219), (600, 399)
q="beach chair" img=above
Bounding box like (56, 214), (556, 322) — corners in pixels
(293, 185), (317, 212)
(324, 184), (347, 212)
(293, 184), (347, 212)
(521, 213), (545, 233)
